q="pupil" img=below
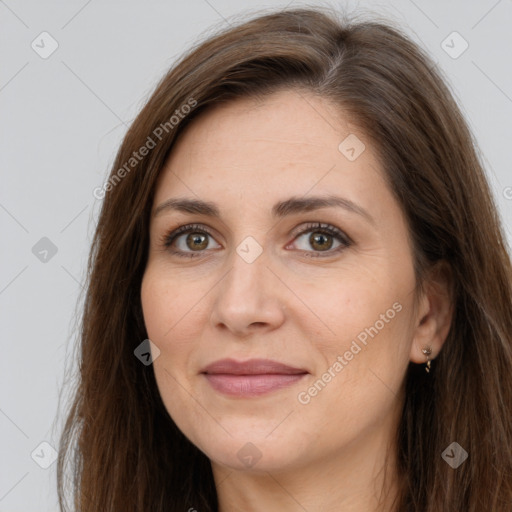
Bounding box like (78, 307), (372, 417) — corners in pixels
(188, 233), (207, 250)
(311, 232), (332, 251)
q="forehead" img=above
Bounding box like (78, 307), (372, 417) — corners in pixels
(154, 89), (386, 214)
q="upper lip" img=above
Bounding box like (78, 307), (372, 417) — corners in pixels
(201, 358), (308, 375)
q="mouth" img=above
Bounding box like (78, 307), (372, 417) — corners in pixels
(201, 358), (309, 397)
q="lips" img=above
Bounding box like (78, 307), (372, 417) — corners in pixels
(201, 358), (308, 397)
(201, 358), (308, 375)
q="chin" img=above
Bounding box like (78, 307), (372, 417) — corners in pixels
(198, 433), (305, 473)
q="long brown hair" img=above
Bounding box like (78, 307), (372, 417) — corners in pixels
(56, 6), (512, 511)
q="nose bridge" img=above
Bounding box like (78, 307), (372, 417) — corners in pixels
(221, 235), (270, 304)
(209, 234), (285, 333)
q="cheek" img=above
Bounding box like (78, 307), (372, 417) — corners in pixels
(141, 273), (187, 358)
(307, 271), (412, 387)
(312, 272), (396, 340)
(141, 266), (196, 341)
(141, 272), (188, 387)
(140, 278), (167, 340)
(295, 291), (410, 438)
(141, 271), (203, 435)
(141, 267), (211, 386)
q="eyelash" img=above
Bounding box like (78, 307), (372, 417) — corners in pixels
(159, 222), (352, 259)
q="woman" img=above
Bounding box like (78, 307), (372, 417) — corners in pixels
(57, 6), (512, 511)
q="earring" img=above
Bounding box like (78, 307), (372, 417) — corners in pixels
(421, 346), (432, 373)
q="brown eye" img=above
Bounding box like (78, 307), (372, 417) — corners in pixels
(290, 222), (351, 257)
(309, 232), (334, 251)
(161, 224), (221, 258)
(185, 233), (209, 251)
(161, 222), (351, 259)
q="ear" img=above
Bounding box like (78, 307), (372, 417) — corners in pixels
(409, 260), (454, 365)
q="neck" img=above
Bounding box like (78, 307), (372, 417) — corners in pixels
(211, 416), (401, 512)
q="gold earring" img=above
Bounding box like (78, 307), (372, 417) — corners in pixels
(421, 346), (432, 373)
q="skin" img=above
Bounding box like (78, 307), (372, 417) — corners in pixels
(140, 89), (453, 512)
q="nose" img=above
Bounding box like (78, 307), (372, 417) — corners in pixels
(209, 244), (286, 337)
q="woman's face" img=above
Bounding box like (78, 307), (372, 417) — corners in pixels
(141, 89), (422, 474)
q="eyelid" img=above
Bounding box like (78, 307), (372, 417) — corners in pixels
(289, 222), (352, 245)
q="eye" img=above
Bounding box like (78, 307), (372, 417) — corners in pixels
(159, 223), (221, 258)
(159, 222), (352, 259)
(287, 222), (351, 258)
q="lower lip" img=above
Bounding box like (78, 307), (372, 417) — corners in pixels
(203, 373), (307, 397)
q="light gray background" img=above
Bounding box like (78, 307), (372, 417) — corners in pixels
(1, 0), (511, 510)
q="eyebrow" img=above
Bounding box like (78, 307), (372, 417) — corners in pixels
(153, 195), (374, 225)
